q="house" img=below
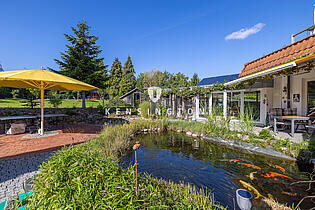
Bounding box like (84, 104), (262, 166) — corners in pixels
(119, 88), (143, 107)
(195, 25), (315, 126)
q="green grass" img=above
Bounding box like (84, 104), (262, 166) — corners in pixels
(0, 98), (100, 108)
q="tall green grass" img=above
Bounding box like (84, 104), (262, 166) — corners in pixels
(27, 119), (225, 209)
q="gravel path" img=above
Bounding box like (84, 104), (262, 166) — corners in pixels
(0, 150), (55, 203)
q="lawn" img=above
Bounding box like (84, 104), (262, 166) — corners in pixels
(0, 98), (100, 108)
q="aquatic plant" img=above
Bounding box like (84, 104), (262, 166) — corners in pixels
(27, 119), (225, 209)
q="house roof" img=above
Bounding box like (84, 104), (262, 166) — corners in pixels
(239, 34), (315, 78)
(197, 74), (239, 86)
(119, 88), (142, 99)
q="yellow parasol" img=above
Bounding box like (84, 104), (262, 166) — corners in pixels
(0, 68), (98, 135)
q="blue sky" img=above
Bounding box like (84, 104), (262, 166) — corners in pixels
(0, 0), (314, 79)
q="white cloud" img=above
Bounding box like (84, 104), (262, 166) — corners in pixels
(225, 23), (265, 40)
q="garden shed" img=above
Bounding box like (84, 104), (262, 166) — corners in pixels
(120, 88), (143, 107)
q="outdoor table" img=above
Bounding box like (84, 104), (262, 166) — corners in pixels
(0, 114), (68, 133)
(0, 115), (37, 133)
(274, 116), (313, 137)
(41, 114), (68, 118)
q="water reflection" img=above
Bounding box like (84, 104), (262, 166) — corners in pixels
(120, 133), (313, 209)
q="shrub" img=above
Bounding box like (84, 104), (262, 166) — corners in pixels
(107, 98), (128, 107)
(139, 101), (150, 117)
(259, 129), (273, 140)
(27, 120), (224, 209)
(49, 98), (63, 108)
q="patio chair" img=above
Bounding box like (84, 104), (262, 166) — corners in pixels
(306, 124), (315, 134)
(269, 108), (286, 130)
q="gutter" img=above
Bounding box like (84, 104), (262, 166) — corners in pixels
(225, 53), (315, 86)
(224, 61), (297, 86)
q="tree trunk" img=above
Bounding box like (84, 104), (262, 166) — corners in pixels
(182, 97), (185, 118)
(82, 91), (86, 109)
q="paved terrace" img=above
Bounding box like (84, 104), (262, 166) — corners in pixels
(0, 124), (101, 159)
(0, 124), (102, 203)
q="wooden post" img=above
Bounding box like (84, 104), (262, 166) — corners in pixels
(133, 142), (140, 199)
(40, 81), (44, 135)
(135, 149), (138, 199)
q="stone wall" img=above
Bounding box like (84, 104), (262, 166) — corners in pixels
(0, 108), (104, 132)
(0, 108), (131, 133)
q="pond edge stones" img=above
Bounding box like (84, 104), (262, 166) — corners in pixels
(202, 135), (295, 161)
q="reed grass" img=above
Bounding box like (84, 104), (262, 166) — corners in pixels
(27, 119), (225, 209)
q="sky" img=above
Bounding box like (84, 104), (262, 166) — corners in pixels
(0, 0), (314, 79)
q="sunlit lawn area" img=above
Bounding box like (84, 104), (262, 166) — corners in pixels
(0, 98), (100, 108)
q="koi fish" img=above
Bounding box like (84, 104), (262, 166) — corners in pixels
(228, 159), (240, 163)
(272, 164), (285, 173)
(238, 162), (262, 170)
(268, 172), (292, 179)
(239, 180), (262, 199)
(249, 172), (257, 180)
(261, 172), (293, 179)
(274, 178), (279, 181)
(282, 192), (297, 196)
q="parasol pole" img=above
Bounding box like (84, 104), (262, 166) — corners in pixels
(40, 81), (44, 135)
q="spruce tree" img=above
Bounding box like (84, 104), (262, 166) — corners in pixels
(120, 56), (136, 95)
(190, 73), (200, 86)
(108, 58), (122, 98)
(53, 21), (107, 108)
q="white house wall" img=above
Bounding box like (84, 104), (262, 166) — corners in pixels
(271, 69), (315, 115)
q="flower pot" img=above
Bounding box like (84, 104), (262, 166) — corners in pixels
(236, 189), (253, 210)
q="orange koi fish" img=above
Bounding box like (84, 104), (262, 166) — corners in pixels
(282, 192), (297, 196)
(273, 164), (285, 173)
(262, 172), (293, 179)
(238, 162), (262, 170)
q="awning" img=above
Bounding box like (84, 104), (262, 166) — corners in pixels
(224, 61), (296, 86)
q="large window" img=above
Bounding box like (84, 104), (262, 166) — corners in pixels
(199, 96), (208, 118)
(228, 92), (241, 118)
(244, 91), (260, 121)
(307, 81), (315, 114)
(212, 93), (223, 116)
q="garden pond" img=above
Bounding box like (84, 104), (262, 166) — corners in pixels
(120, 132), (314, 209)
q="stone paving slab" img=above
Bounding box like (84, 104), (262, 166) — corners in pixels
(0, 124), (102, 203)
(0, 150), (53, 203)
(0, 124), (100, 159)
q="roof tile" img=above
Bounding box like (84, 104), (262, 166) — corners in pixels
(240, 35), (315, 77)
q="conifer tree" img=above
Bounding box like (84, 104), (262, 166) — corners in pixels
(120, 56), (136, 95)
(190, 73), (200, 86)
(53, 21), (107, 108)
(108, 58), (122, 98)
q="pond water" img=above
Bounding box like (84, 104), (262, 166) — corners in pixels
(120, 132), (314, 209)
